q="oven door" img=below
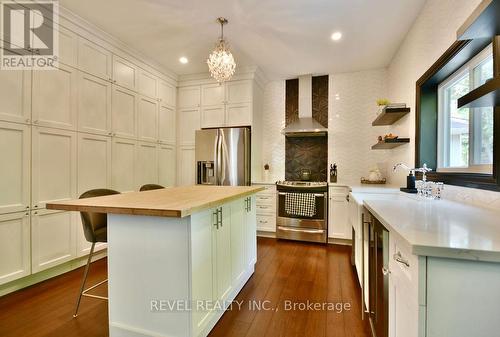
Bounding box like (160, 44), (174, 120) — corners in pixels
(276, 191), (328, 243)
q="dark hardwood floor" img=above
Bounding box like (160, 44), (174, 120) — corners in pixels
(0, 238), (371, 337)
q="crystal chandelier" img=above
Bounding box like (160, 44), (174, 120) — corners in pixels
(207, 17), (236, 84)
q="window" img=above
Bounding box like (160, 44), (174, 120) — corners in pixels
(437, 45), (494, 174)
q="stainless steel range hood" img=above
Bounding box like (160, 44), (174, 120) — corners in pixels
(282, 75), (328, 137)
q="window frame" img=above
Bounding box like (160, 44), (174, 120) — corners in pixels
(437, 44), (493, 174)
(415, 38), (500, 192)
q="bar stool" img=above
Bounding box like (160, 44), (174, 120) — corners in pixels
(74, 188), (120, 318)
(139, 184), (165, 191)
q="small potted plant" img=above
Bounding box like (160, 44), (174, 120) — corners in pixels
(263, 163), (270, 182)
(376, 98), (390, 115)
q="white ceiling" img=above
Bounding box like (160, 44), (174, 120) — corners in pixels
(60, 0), (426, 79)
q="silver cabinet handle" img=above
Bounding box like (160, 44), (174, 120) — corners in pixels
(218, 208), (222, 227)
(346, 194), (350, 202)
(278, 226), (324, 234)
(213, 210), (219, 229)
(393, 252), (410, 267)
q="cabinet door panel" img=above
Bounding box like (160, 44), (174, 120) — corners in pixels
(178, 146), (195, 186)
(226, 81), (252, 104)
(178, 86), (200, 108)
(112, 86), (137, 138)
(138, 70), (158, 98)
(111, 137), (136, 192)
(159, 104), (175, 144)
(158, 144), (176, 187)
(215, 205), (232, 301)
(0, 212), (30, 285)
(0, 122), (30, 214)
(191, 209), (215, 335)
(137, 96), (158, 142)
(159, 81), (175, 107)
(201, 105), (225, 128)
(136, 141), (158, 189)
(31, 209), (76, 273)
(230, 199), (246, 284)
(32, 65), (77, 130)
(225, 103), (252, 127)
(201, 84), (224, 106)
(246, 196), (257, 268)
(32, 127), (77, 208)
(178, 108), (200, 145)
(58, 26), (78, 67)
(0, 67), (30, 124)
(77, 133), (111, 194)
(328, 194), (350, 239)
(78, 38), (112, 80)
(113, 56), (137, 90)
(78, 73), (112, 135)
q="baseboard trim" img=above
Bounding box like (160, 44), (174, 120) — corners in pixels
(0, 251), (107, 297)
(257, 230), (276, 238)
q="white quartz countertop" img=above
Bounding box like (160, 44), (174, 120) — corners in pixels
(362, 194), (500, 262)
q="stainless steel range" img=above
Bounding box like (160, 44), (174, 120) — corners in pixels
(276, 181), (328, 243)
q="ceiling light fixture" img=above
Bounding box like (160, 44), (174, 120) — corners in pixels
(207, 17), (236, 84)
(179, 57), (188, 64)
(331, 31), (342, 41)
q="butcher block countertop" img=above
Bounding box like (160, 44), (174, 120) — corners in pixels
(47, 185), (265, 218)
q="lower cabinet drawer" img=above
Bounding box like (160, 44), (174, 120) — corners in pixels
(257, 215), (275, 232)
(256, 194), (275, 206)
(255, 204), (275, 214)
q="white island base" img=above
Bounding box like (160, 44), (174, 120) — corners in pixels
(107, 196), (257, 337)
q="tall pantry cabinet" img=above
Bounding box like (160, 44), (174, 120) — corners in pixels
(0, 9), (177, 289)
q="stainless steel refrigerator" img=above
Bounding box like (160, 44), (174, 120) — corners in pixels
(195, 127), (251, 186)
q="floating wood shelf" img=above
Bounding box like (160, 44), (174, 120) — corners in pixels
(371, 138), (410, 150)
(457, 78), (500, 108)
(372, 107), (410, 126)
(457, 0), (500, 40)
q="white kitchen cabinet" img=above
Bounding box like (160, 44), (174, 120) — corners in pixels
(32, 64), (77, 130)
(159, 80), (176, 107)
(113, 55), (138, 91)
(32, 127), (77, 208)
(138, 69), (158, 98)
(178, 86), (200, 108)
(135, 141), (159, 189)
(214, 204), (232, 302)
(158, 144), (176, 187)
(225, 103), (252, 127)
(178, 146), (195, 186)
(190, 208), (216, 335)
(78, 38), (112, 81)
(230, 199), (246, 284)
(158, 103), (176, 144)
(254, 184), (276, 233)
(31, 208), (77, 273)
(112, 86), (137, 139)
(328, 188), (351, 240)
(226, 81), (252, 104)
(201, 84), (225, 106)
(0, 122), (30, 215)
(78, 72), (112, 135)
(77, 133), (112, 194)
(137, 96), (158, 142)
(0, 212), (31, 285)
(0, 68), (31, 124)
(57, 26), (78, 68)
(201, 105), (225, 128)
(111, 137), (136, 193)
(178, 107), (200, 145)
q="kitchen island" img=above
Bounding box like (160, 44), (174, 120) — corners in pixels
(47, 185), (264, 337)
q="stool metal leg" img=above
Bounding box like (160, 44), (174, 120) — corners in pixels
(73, 242), (95, 317)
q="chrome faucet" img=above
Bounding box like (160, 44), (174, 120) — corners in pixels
(393, 163), (432, 181)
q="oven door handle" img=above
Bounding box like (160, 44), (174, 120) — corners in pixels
(278, 192), (325, 197)
(278, 226), (325, 234)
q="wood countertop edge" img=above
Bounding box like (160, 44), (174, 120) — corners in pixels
(46, 187), (265, 218)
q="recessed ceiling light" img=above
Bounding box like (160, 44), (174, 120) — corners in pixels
(179, 57), (188, 64)
(331, 32), (342, 41)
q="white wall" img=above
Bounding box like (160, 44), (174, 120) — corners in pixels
(329, 69), (390, 185)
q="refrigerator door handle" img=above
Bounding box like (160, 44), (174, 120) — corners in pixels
(215, 130), (221, 185)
